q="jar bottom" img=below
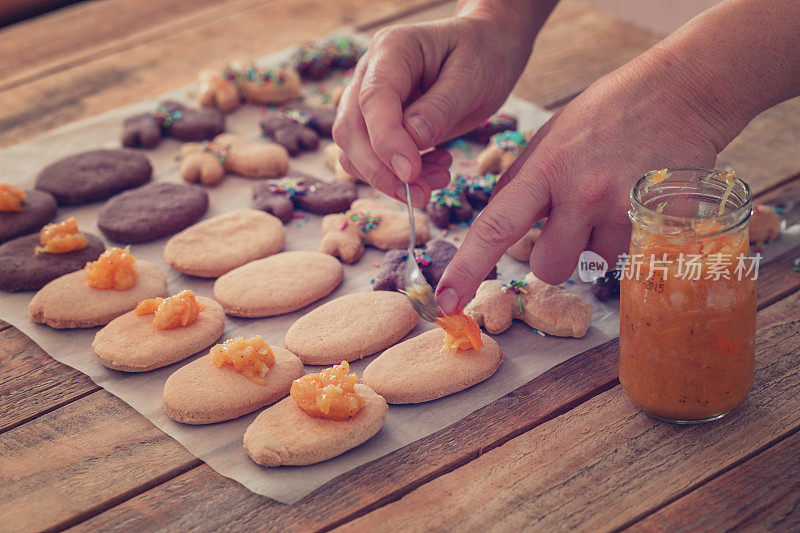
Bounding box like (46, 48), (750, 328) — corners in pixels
(641, 408), (730, 425)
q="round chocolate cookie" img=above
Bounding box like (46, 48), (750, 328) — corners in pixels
(36, 149), (152, 205)
(98, 182), (208, 243)
(0, 189), (58, 243)
(0, 233), (105, 292)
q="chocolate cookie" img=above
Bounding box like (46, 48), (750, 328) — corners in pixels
(425, 187), (473, 229)
(252, 173), (357, 223)
(122, 101), (226, 149)
(453, 173), (498, 208)
(0, 233), (105, 292)
(293, 37), (365, 80)
(36, 149), (152, 205)
(260, 104), (336, 156)
(0, 189), (58, 243)
(98, 182), (208, 243)
(373, 239), (496, 292)
(464, 112), (518, 143)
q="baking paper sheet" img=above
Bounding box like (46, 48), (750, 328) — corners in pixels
(1, 35), (795, 504)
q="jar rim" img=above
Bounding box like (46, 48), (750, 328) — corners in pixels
(630, 167), (752, 236)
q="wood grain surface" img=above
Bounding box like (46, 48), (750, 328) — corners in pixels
(1, 0), (800, 530)
(339, 290), (800, 531)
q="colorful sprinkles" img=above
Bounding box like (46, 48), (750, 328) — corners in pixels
(793, 257), (800, 272)
(348, 211), (380, 233)
(153, 105), (183, 127)
(500, 279), (528, 294)
(199, 141), (231, 166)
(431, 188), (463, 208)
(491, 131), (527, 155)
(268, 179), (308, 199)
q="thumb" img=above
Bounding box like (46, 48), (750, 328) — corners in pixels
(402, 62), (475, 149)
(436, 171), (550, 314)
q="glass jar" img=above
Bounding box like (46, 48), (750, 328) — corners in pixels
(619, 168), (757, 424)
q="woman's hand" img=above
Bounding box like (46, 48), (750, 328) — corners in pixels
(332, 5), (543, 207)
(435, 45), (745, 313)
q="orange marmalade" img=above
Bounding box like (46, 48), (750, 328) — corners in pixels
(435, 312), (484, 353)
(135, 289), (205, 329)
(211, 335), (275, 385)
(290, 361), (365, 421)
(35, 216), (88, 254)
(0, 183), (25, 212)
(85, 247), (138, 290)
(619, 168), (756, 423)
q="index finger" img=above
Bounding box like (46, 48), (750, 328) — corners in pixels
(435, 169), (551, 313)
(358, 48), (424, 183)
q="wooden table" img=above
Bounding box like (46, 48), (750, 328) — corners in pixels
(2, 1), (799, 531)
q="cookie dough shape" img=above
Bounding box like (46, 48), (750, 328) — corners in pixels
(0, 233), (105, 292)
(98, 182), (209, 243)
(29, 261), (167, 328)
(749, 204), (781, 243)
(36, 149), (152, 205)
(243, 383), (387, 467)
(213, 251), (343, 317)
(164, 209), (285, 278)
(466, 273), (592, 337)
(163, 347), (304, 424)
(92, 297), (224, 372)
(362, 328), (502, 404)
(0, 189), (58, 243)
(284, 291), (418, 365)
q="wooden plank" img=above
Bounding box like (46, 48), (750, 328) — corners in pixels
(0, 0), (228, 86)
(58, 241), (800, 531)
(629, 429), (800, 532)
(0, 0), (439, 148)
(0, 392), (200, 532)
(338, 289), (800, 532)
(0, 325), (97, 433)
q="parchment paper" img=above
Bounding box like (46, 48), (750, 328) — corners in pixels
(1, 35), (795, 504)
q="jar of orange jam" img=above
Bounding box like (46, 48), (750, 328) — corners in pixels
(619, 168), (756, 423)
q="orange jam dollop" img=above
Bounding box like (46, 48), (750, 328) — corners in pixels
(85, 247), (138, 290)
(435, 312), (484, 354)
(135, 289), (205, 330)
(290, 361), (365, 421)
(211, 335), (276, 385)
(0, 183), (25, 212)
(35, 216), (88, 254)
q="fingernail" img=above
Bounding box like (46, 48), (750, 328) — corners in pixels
(436, 287), (460, 315)
(391, 154), (413, 182)
(406, 115), (434, 145)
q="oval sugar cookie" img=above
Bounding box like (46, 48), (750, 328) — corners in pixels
(164, 209), (286, 278)
(284, 291), (418, 365)
(163, 347), (304, 424)
(213, 251), (343, 317)
(243, 384), (387, 467)
(92, 297), (224, 372)
(28, 261), (167, 328)
(362, 328), (502, 403)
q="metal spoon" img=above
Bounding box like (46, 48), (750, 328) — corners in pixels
(400, 182), (440, 322)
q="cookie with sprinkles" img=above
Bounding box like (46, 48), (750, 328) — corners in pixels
(293, 36), (366, 80)
(198, 62), (301, 112)
(252, 173), (357, 223)
(260, 104), (336, 156)
(122, 100), (225, 149)
(464, 112), (518, 143)
(319, 198), (431, 264)
(425, 185), (473, 229)
(475, 130), (533, 175)
(373, 239), (496, 292)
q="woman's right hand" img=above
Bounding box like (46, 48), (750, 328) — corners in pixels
(332, 4), (544, 207)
